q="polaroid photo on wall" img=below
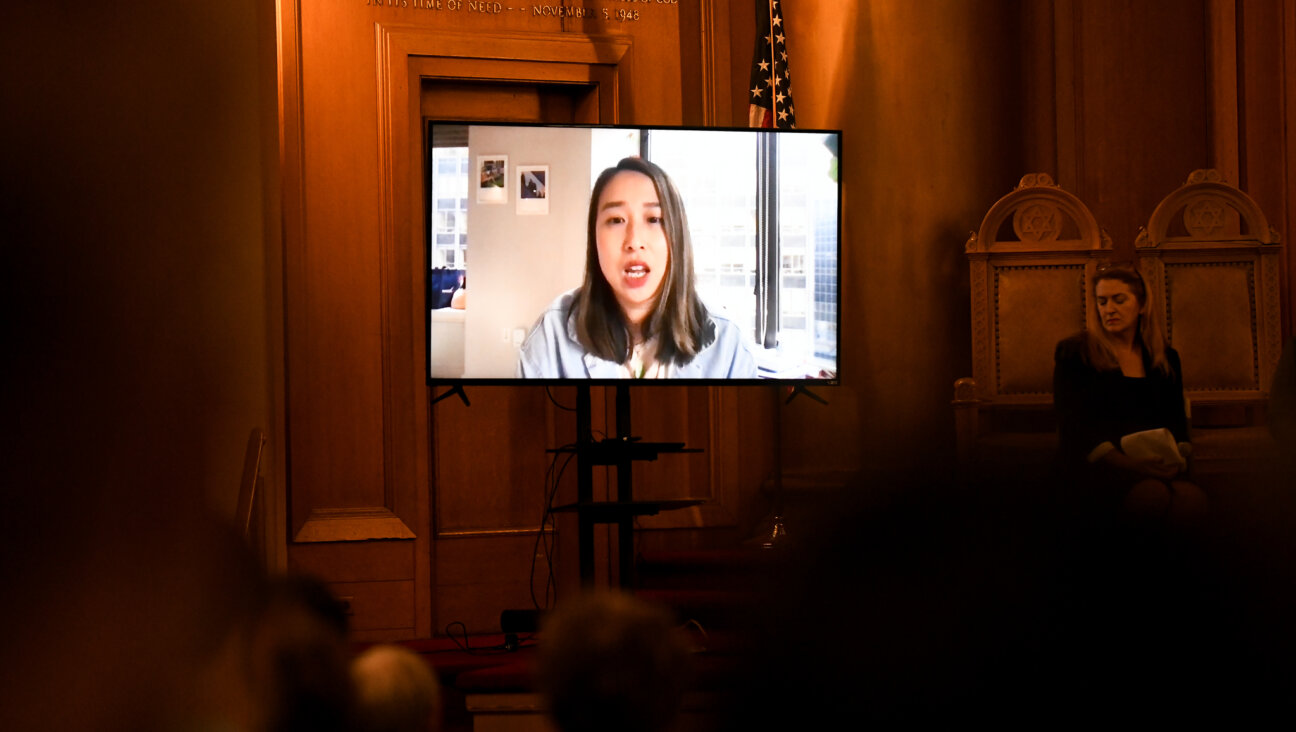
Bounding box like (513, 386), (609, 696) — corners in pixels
(477, 155), (507, 204)
(516, 165), (549, 215)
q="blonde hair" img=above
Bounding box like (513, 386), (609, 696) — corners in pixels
(351, 644), (441, 732)
(1084, 261), (1172, 375)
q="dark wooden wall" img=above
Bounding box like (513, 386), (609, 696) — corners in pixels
(3, 1), (282, 728)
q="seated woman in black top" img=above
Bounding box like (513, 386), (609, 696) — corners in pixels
(1053, 263), (1206, 525)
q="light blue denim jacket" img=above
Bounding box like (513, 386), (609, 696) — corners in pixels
(516, 289), (759, 379)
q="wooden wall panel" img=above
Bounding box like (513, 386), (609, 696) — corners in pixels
(332, 580), (417, 636)
(290, 540), (416, 581)
(1021, 1), (1060, 181)
(727, 0), (756, 127)
(1235, 0), (1295, 332)
(433, 390), (556, 535)
(681, 0), (736, 125)
(1208, 0), (1241, 181)
(1287, 0), (1296, 332)
(774, 0), (1029, 481)
(1052, 0), (1292, 329)
(291, 2), (390, 523)
(1056, 0), (1212, 256)
(434, 536), (555, 635)
(291, 538), (418, 638)
(631, 388), (741, 529)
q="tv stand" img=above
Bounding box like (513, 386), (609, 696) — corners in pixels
(549, 384), (702, 588)
(751, 382), (830, 547)
(784, 384), (828, 405)
(430, 383), (471, 407)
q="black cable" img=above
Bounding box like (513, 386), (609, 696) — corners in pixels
(544, 449), (577, 606)
(529, 455), (549, 609)
(530, 444), (576, 611)
(545, 385), (576, 412)
(529, 449), (562, 609)
(634, 515), (645, 569)
(544, 449), (579, 605)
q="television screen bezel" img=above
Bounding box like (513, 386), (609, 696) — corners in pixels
(424, 120), (843, 387)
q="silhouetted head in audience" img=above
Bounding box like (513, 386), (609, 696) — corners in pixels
(351, 644), (442, 732)
(537, 589), (692, 732)
(252, 573), (354, 732)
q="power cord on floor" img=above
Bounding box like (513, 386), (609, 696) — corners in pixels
(442, 621), (536, 655)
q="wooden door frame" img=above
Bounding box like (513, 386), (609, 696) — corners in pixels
(382, 26), (633, 637)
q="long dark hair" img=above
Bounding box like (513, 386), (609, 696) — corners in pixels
(1085, 262), (1172, 375)
(574, 157), (714, 365)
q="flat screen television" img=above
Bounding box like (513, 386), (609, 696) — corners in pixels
(426, 121), (841, 385)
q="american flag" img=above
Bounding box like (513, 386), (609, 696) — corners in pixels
(748, 0), (796, 128)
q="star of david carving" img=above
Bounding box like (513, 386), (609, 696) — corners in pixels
(1017, 204), (1058, 241)
(1184, 199), (1227, 235)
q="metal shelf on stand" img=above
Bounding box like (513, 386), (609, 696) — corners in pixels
(555, 386), (703, 588)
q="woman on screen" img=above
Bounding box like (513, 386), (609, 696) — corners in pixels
(1052, 262), (1205, 526)
(517, 157), (757, 379)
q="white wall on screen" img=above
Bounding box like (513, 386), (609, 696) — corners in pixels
(462, 126), (591, 377)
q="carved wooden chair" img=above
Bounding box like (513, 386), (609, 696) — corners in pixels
(954, 174), (1111, 485)
(1134, 169), (1284, 476)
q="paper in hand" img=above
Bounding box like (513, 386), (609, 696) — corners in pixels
(1120, 427), (1186, 471)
